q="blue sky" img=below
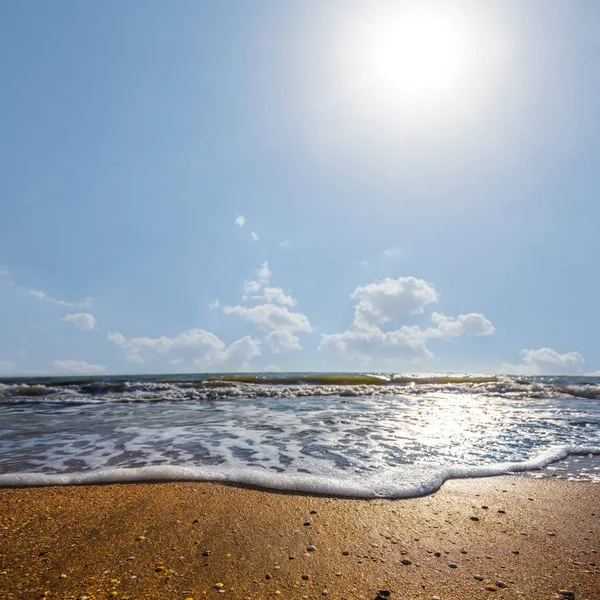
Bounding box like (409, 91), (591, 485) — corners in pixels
(1, 0), (599, 376)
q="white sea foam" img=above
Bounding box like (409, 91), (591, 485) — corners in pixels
(2, 374), (600, 496)
(1, 376), (599, 405)
(1, 445), (599, 497)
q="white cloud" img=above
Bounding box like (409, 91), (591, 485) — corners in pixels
(243, 280), (262, 296)
(320, 324), (433, 365)
(107, 331), (126, 345)
(62, 312), (96, 331)
(0, 267), (9, 276)
(208, 299), (220, 310)
(383, 248), (403, 258)
(250, 231), (259, 241)
(251, 287), (295, 307)
(279, 239), (291, 249)
(242, 261), (272, 298)
(52, 360), (107, 375)
(29, 288), (92, 308)
(383, 247), (412, 259)
(258, 261), (271, 283)
(501, 348), (586, 376)
(224, 304), (311, 336)
(266, 330), (303, 352)
(320, 276), (494, 366)
(4, 277), (92, 309)
(108, 328), (260, 370)
(352, 276), (438, 329)
(235, 215), (246, 227)
(430, 312), (495, 338)
(0, 360), (15, 373)
(203, 335), (261, 369)
(224, 261), (312, 351)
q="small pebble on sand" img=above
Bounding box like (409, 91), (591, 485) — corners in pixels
(448, 563), (457, 569)
(485, 584), (499, 591)
(434, 552), (441, 557)
(495, 581), (507, 588)
(59, 574), (67, 579)
(474, 575), (484, 581)
(342, 551), (350, 556)
(401, 559), (412, 565)
(432, 596), (441, 600)
(470, 516), (479, 521)
(301, 574), (310, 580)
(214, 583), (224, 589)
(307, 545), (316, 552)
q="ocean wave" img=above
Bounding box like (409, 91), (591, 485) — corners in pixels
(1, 375), (599, 405)
(207, 373), (502, 385)
(1, 445), (598, 497)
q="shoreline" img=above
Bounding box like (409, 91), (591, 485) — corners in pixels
(1, 477), (598, 600)
(0, 471), (598, 498)
(2, 444), (600, 497)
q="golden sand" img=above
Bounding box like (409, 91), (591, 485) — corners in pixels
(0, 476), (598, 600)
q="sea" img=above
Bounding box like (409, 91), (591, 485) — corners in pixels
(1, 373), (599, 498)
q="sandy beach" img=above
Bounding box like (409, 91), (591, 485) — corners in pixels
(0, 476), (598, 600)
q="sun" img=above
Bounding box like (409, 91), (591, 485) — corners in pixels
(359, 5), (470, 102)
(368, 8), (468, 99)
(331, 3), (475, 112)
(305, 1), (501, 155)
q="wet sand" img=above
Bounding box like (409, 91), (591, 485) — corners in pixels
(0, 476), (598, 600)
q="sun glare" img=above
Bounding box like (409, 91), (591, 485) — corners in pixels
(367, 8), (468, 99)
(328, 3), (481, 119)
(361, 5), (470, 102)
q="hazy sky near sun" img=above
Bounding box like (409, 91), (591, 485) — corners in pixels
(1, 0), (600, 376)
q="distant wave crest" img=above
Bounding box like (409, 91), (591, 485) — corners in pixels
(1, 373), (599, 405)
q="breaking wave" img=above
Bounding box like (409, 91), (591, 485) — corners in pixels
(1, 373), (600, 496)
(1, 373), (599, 405)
